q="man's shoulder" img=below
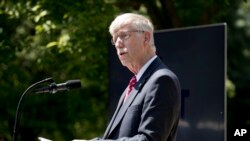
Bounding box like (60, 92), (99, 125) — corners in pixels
(154, 64), (178, 78)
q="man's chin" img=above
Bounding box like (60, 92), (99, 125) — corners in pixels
(120, 61), (131, 69)
(120, 61), (127, 67)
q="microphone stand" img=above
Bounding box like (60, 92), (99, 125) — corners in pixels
(12, 78), (54, 141)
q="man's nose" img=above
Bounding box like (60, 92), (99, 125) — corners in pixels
(115, 37), (124, 48)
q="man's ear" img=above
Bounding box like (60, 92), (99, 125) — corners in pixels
(144, 31), (151, 45)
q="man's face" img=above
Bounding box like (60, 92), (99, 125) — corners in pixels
(112, 26), (145, 70)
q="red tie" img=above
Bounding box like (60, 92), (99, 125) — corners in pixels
(124, 76), (137, 102)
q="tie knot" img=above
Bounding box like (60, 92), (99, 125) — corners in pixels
(124, 76), (137, 102)
(129, 76), (137, 88)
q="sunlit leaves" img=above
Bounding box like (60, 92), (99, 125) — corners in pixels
(227, 79), (236, 98)
(1, 0), (115, 140)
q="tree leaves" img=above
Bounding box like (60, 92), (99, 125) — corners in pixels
(1, 0), (250, 141)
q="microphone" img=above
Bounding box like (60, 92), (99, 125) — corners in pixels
(34, 80), (81, 94)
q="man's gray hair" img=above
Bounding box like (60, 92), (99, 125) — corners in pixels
(109, 13), (156, 48)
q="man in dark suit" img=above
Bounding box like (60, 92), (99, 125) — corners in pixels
(92, 13), (181, 141)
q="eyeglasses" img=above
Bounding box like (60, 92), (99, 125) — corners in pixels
(111, 30), (144, 45)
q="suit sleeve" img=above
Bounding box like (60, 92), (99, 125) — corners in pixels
(137, 74), (181, 141)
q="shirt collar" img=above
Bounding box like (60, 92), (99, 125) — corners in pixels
(135, 55), (157, 81)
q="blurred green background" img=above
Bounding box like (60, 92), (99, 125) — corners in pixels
(0, 0), (249, 141)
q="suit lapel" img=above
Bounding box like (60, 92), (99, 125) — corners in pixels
(105, 57), (162, 138)
(102, 89), (127, 138)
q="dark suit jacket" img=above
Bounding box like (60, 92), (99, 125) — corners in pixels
(95, 57), (181, 141)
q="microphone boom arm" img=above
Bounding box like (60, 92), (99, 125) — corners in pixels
(12, 78), (54, 141)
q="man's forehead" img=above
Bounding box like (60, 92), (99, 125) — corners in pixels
(113, 25), (134, 34)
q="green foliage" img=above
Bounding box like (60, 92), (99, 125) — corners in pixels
(1, 0), (250, 141)
(0, 0), (118, 140)
(228, 1), (250, 89)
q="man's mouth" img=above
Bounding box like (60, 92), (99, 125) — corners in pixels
(118, 48), (128, 56)
(120, 52), (127, 56)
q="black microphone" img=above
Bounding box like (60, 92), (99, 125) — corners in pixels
(34, 80), (81, 94)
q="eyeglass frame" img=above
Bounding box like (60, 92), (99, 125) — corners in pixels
(111, 30), (144, 45)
